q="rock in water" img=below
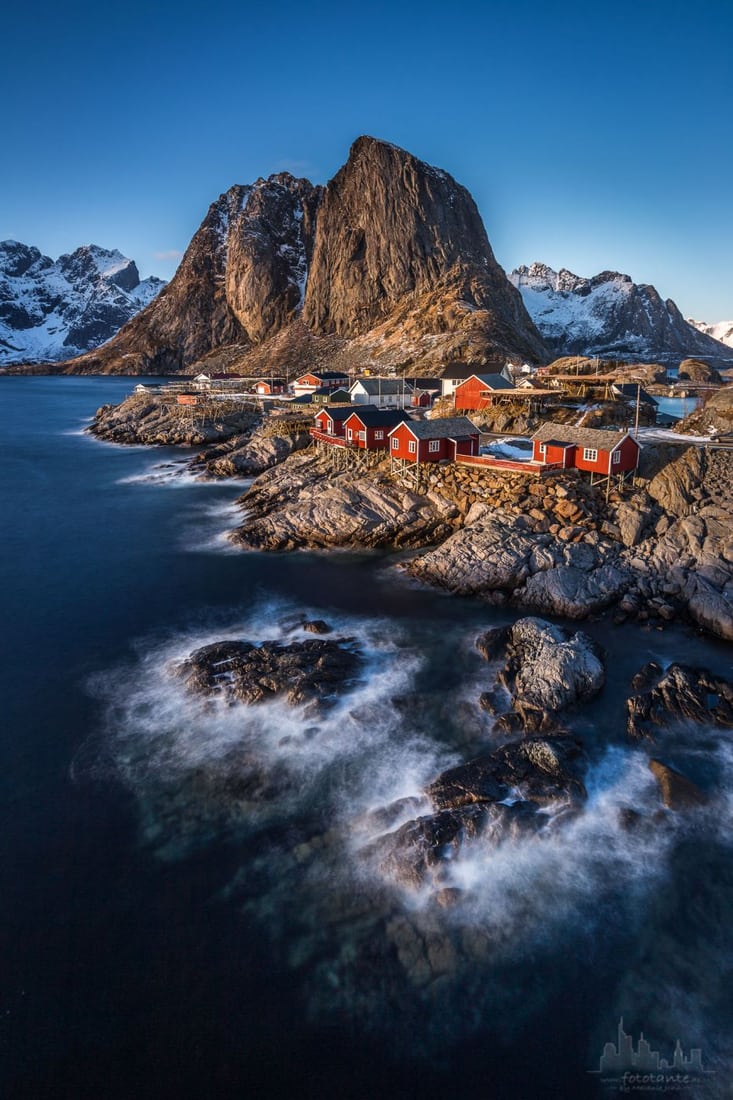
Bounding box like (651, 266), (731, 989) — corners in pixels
(648, 759), (707, 810)
(427, 737), (587, 811)
(173, 637), (361, 708)
(368, 736), (586, 892)
(476, 616), (605, 731)
(626, 662), (733, 741)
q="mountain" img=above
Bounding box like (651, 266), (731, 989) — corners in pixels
(509, 262), (731, 362)
(687, 318), (733, 349)
(0, 242), (165, 363)
(54, 137), (547, 376)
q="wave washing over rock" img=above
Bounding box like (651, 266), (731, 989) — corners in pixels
(74, 597), (733, 1076)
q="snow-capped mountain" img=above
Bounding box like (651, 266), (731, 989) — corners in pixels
(509, 262), (730, 361)
(0, 241), (166, 363)
(687, 318), (733, 348)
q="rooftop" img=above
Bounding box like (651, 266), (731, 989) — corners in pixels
(345, 408), (410, 428)
(532, 422), (633, 449)
(394, 416), (480, 439)
(351, 377), (414, 396)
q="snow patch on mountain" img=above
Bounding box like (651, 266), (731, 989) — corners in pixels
(687, 318), (733, 348)
(509, 261), (731, 361)
(0, 241), (166, 363)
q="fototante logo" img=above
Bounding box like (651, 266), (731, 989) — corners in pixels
(590, 1017), (715, 1094)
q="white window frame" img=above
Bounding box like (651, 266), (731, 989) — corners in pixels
(391, 437), (399, 450)
(612, 450), (620, 465)
(583, 447), (598, 462)
(428, 440), (440, 453)
(408, 440), (417, 454)
(358, 431), (366, 441)
(538, 443), (546, 456)
(347, 428), (353, 441)
(374, 430), (384, 440)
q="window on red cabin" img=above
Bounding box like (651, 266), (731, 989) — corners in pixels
(428, 440), (440, 452)
(359, 431), (366, 440)
(408, 441), (416, 454)
(538, 443), (546, 455)
(391, 438), (399, 450)
(583, 447), (598, 462)
(612, 451), (620, 465)
(374, 430), (384, 440)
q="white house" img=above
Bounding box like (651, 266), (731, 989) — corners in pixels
(349, 377), (414, 408)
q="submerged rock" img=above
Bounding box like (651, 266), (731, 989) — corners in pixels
(648, 759), (707, 810)
(173, 636), (361, 708)
(626, 662), (733, 740)
(374, 801), (545, 890)
(368, 735), (586, 893)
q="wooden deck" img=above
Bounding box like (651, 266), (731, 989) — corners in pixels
(456, 454), (563, 475)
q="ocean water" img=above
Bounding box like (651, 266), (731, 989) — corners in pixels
(1, 376), (732, 1099)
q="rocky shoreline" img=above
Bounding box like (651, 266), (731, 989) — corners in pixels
(89, 390), (733, 642)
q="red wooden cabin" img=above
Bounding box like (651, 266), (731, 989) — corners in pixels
(454, 373), (515, 411)
(253, 378), (286, 395)
(312, 406), (362, 438)
(343, 409), (407, 449)
(294, 370), (349, 392)
(531, 424), (640, 475)
(388, 417), (480, 463)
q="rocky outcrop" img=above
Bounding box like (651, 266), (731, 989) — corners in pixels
(476, 618), (605, 732)
(0, 240), (164, 364)
(301, 136), (546, 368)
(54, 138), (547, 376)
(677, 386), (733, 437)
(626, 662), (733, 741)
(366, 736), (586, 892)
(406, 502), (630, 618)
(173, 635), (361, 709)
(90, 392), (260, 446)
(510, 261), (731, 362)
(193, 416), (312, 477)
(61, 175), (321, 375)
(230, 452), (459, 551)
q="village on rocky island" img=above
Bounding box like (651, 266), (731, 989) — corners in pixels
(90, 346), (733, 649)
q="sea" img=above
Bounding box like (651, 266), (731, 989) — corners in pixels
(1, 376), (731, 1100)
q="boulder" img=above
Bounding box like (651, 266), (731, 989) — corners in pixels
(427, 736), (587, 811)
(626, 662), (733, 740)
(173, 636), (361, 708)
(485, 617), (605, 730)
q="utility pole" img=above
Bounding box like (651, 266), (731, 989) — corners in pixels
(634, 383), (641, 435)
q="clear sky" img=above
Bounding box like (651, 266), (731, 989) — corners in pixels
(2, 0), (731, 319)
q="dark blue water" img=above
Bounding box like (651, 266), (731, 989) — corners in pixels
(1, 377), (731, 1099)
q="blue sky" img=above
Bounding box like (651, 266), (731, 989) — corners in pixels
(2, 0), (731, 319)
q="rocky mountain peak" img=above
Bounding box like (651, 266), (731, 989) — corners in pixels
(52, 138), (547, 374)
(0, 240), (166, 364)
(510, 260), (731, 362)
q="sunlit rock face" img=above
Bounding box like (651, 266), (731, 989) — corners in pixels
(57, 137), (547, 376)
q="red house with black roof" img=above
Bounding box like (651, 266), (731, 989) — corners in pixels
(343, 409), (407, 450)
(388, 417), (480, 463)
(293, 370), (350, 395)
(313, 405), (372, 438)
(531, 423), (640, 475)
